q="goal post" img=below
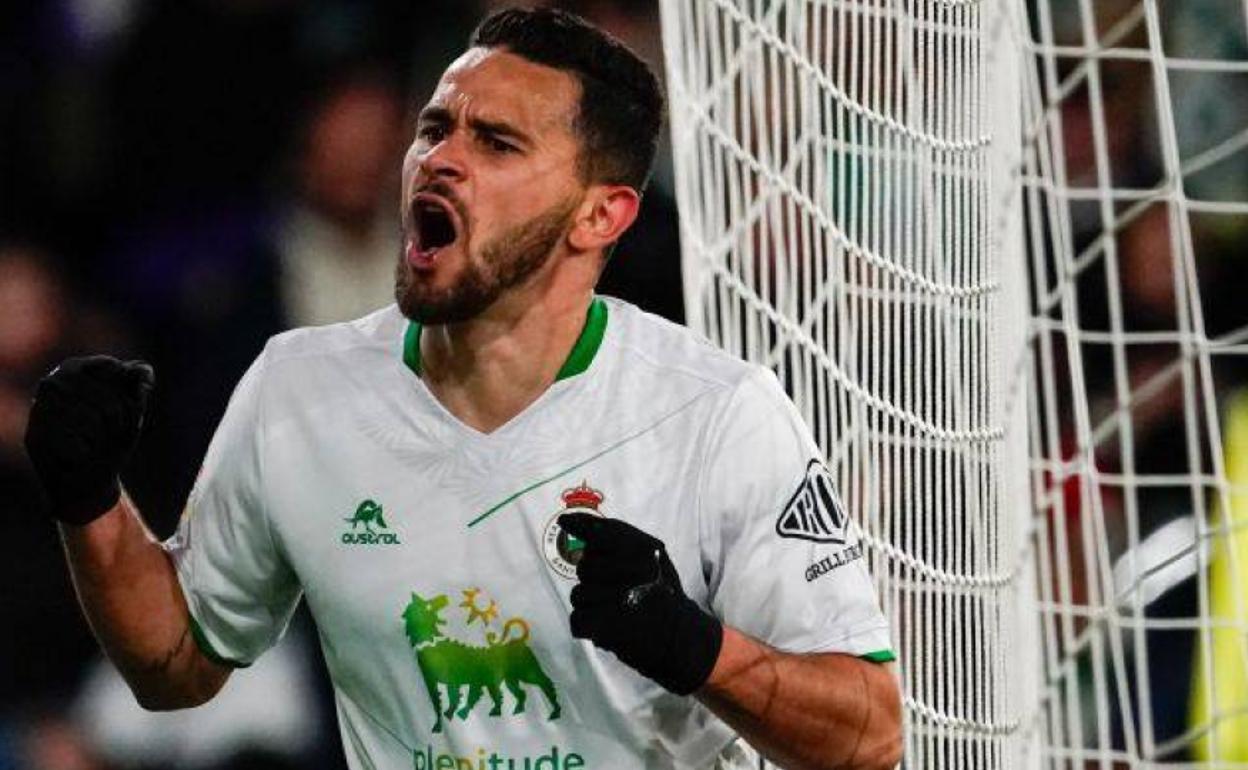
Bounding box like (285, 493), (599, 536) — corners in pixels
(660, 0), (1248, 767)
(660, 0), (1039, 765)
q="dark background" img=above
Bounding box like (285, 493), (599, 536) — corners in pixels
(1, 1), (1245, 768)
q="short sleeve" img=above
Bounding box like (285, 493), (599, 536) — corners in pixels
(163, 349), (301, 667)
(698, 368), (893, 658)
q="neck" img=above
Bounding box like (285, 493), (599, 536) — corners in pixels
(418, 273), (596, 434)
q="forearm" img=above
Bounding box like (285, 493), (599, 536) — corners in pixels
(59, 492), (228, 709)
(697, 626), (902, 770)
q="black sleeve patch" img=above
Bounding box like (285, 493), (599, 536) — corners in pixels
(776, 459), (848, 543)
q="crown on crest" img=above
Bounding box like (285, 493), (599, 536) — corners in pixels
(561, 481), (604, 510)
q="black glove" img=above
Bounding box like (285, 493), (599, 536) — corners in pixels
(24, 356), (155, 526)
(559, 513), (723, 695)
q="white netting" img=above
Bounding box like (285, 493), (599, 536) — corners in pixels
(661, 0), (1248, 767)
(661, 0), (1037, 765)
(1021, 1), (1248, 767)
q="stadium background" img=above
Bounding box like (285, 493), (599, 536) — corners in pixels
(0, 1), (1242, 768)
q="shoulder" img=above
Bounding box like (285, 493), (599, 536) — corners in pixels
(607, 299), (806, 445)
(236, 306), (407, 413)
(599, 296), (765, 400)
(256, 304), (405, 373)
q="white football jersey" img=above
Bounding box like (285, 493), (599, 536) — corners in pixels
(165, 296), (893, 770)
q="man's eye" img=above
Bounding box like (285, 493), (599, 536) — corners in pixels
(418, 125), (446, 143)
(486, 137), (517, 154)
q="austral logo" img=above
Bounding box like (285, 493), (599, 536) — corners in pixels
(341, 499), (401, 546)
(776, 460), (848, 543)
(542, 481), (607, 579)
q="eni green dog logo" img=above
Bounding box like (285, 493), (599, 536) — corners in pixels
(341, 499), (400, 546)
(401, 588), (561, 734)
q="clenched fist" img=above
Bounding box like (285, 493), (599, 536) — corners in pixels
(24, 356), (155, 525)
(559, 513), (723, 695)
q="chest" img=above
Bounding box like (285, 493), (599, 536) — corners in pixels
(260, 400), (709, 664)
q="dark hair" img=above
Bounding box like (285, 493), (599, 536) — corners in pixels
(470, 7), (664, 192)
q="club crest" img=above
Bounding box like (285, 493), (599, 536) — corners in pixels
(542, 481), (607, 579)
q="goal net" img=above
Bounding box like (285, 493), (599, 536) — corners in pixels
(659, 0), (1248, 767)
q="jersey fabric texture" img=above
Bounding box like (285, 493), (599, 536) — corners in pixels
(165, 296), (893, 770)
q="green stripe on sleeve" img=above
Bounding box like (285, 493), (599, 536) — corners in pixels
(188, 616), (251, 669)
(860, 649), (897, 663)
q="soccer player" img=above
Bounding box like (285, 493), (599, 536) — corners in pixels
(24, 9), (902, 770)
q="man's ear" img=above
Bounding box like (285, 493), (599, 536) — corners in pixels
(568, 184), (641, 253)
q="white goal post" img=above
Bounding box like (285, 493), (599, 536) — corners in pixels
(660, 0), (1248, 767)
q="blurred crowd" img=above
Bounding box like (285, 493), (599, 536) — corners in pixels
(0, 0), (1244, 768)
(1, 1), (679, 768)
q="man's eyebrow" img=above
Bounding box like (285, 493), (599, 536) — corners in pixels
(467, 116), (533, 146)
(417, 106), (452, 125)
(416, 106), (533, 146)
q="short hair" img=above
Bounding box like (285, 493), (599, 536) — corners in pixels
(470, 7), (664, 192)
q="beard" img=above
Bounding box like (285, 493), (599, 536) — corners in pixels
(395, 195), (578, 325)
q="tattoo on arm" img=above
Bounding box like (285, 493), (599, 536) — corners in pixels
(144, 624), (191, 676)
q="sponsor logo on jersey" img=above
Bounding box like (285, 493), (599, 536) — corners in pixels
(542, 481), (607, 579)
(401, 587), (562, 734)
(805, 542), (864, 582)
(412, 744), (586, 770)
(341, 499), (401, 545)
(776, 460), (848, 543)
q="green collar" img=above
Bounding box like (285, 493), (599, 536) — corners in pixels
(403, 297), (608, 382)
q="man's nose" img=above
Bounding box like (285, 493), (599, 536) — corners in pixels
(419, 135), (468, 183)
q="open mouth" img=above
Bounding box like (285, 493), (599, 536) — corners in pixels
(409, 195), (460, 265)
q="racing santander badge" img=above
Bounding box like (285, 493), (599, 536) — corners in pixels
(543, 481), (607, 579)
